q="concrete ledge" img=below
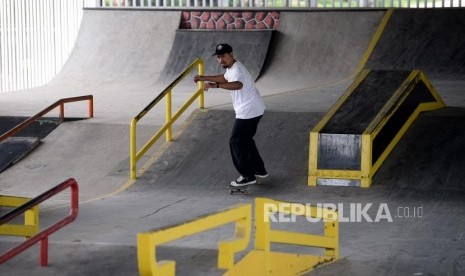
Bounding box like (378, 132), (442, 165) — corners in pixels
(309, 70), (445, 187)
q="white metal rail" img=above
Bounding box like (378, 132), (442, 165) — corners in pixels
(0, 0), (96, 93)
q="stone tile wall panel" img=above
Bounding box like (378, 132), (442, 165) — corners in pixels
(181, 11), (280, 30)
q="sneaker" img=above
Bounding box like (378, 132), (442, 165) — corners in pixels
(255, 170), (268, 178)
(231, 175), (256, 187)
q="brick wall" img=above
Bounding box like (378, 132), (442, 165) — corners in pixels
(180, 11), (280, 30)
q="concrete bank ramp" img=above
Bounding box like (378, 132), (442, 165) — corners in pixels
(366, 9), (465, 79)
(133, 109), (320, 195)
(257, 11), (386, 94)
(366, 9), (465, 107)
(49, 9), (179, 91)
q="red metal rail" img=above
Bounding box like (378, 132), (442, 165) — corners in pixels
(0, 95), (93, 143)
(0, 178), (79, 266)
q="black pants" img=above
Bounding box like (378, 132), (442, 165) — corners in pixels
(229, 115), (265, 179)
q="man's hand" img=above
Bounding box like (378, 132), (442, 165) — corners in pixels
(193, 75), (204, 83)
(194, 75), (217, 91)
(204, 82), (217, 91)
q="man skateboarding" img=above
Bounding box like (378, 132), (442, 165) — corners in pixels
(194, 43), (268, 188)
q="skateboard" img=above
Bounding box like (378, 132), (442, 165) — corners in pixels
(228, 185), (249, 195)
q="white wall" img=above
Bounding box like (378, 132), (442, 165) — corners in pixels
(0, 0), (97, 93)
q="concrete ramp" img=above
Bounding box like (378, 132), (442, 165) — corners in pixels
(0, 9), (182, 124)
(132, 109), (320, 196)
(366, 9), (465, 79)
(49, 9), (180, 90)
(257, 11), (386, 93)
(365, 9), (465, 108)
(161, 30), (274, 82)
(309, 70), (444, 187)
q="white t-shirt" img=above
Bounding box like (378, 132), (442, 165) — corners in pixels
(224, 61), (265, 119)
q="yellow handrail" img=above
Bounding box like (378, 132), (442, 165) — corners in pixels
(137, 198), (339, 276)
(137, 203), (252, 276)
(255, 198), (339, 259)
(130, 58), (204, 179)
(222, 198), (339, 275)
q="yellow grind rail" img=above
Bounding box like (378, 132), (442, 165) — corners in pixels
(137, 198), (339, 276)
(0, 195), (39, 238)
(225, 198), (339, 275)
(130, 58), (204, 179)
(137, 203), (252, 276)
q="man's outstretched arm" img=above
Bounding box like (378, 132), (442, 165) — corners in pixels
(194, 74), (226, 84)
(194, 75), (243, 91)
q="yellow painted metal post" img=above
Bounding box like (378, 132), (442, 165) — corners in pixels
(324, 211), (339, 259)
(0, 196), (39, 238)
(218, 214), (251, 270)
(130, 119), (137, 179)
(308, 132), (319, 186)
(198, 60), (205, 109)
(224, 199), (340, 276)
(254, 198), (271, 275)
(24, 206), (39, 239)
(166, 90), (172, 142)
(360, 133), (372, 188)
(254, 198), (270, 252)
(138, 234), (175, 276)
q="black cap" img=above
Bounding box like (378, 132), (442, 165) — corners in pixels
(212, 43), (233, 56)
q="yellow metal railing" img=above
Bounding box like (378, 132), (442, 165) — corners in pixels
(137, 203), (252, 276)
(137, 198), (339, 276)
(0, 195), (39, 238)
(224, 198), (339, 275)
(254, 197), (339, 258)
(130, 58), (204, 179)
